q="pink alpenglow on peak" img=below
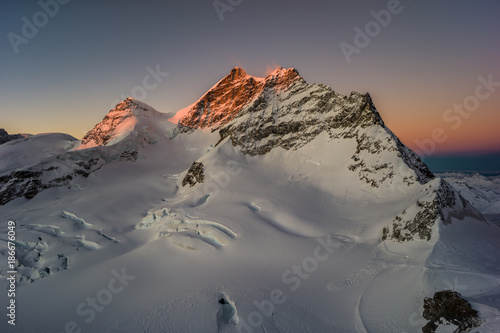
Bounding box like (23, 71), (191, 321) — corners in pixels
(264, 67), (301, 90)
(73, 97), (164, 150)
(171, 67), (303, 131)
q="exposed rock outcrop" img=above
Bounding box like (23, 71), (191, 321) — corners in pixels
(0, 128), (23, 144)
(422, 290), (481, 333)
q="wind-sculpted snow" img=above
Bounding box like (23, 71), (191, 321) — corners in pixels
(248, 200), (324, 237)
(62, 210), (93, 228)
(0, 133), (78, 175)
(136, 207), (237, 250)
(0, 210), (119, 284)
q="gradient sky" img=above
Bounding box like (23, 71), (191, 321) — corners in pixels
(1, 0), (499, 156)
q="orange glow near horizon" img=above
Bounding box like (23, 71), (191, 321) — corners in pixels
(386, 110), (500, 156)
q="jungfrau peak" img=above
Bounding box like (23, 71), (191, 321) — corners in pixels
(177, 67), (480, 244)
(178, 67), (302, 131)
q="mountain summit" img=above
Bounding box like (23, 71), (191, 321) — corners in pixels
(75, 97), (168, 150)
(173, 67), (480, 243)
(176, 67), (302, 131)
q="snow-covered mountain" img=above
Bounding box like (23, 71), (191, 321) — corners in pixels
(1, 68), (499, 333)
(75, 97), (173, 150)
(0, 98), (176, 206)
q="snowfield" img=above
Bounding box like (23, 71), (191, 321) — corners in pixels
(1, 69), (499, 332)
(437, 172), (500, 217)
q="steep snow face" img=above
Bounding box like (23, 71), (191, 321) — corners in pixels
(74, 97), (168, 150)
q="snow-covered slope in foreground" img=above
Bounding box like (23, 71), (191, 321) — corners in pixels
(1, 68), (499, 333)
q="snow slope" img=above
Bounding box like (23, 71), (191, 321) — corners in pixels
(0, 68), (499, 333)
(0, 133), (77, 174)
(437, 172), (500, 215)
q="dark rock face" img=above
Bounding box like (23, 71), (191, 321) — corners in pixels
(120, 150), (139, 162)
(219, 88), (376, 154)
(0, 128), (23, 145)
(0, 158), (100, 206)
(216, 79), (434, 191)
(422, 290), (481, 333)
(182, 162), (204, 187)
(382, 200), (438, 242)
(381, 179), (478, 243)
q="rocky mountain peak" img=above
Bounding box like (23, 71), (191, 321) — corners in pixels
(264, 67), (302, 90)
(178, 67), (266, 131)
(229, 66), (247, 79)
(178, 67), (306, 131)
(175, 67), (436, 192)
(0, 128), (23, 145)
(79, 98), (160, 148)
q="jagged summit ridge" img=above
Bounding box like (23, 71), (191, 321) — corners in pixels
(265, 67), (302, 90)
(177, 67), (303, 131)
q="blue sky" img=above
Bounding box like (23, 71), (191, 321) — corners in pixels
(1, 0), (499, 155)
